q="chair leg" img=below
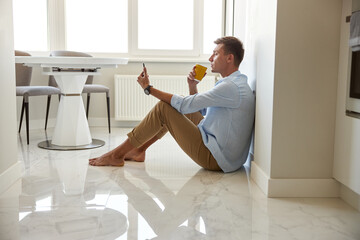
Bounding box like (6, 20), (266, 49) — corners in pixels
(19, 98), (25, 133)
(106, 95), (111, 134)
(86, 93), (90, 119)
(25, 101), (29, 145)
(45, 95), (51, 130)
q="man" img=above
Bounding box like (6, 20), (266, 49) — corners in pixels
(89, 36), (255, 173)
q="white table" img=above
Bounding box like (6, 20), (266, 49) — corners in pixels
(15, 56), (128, 150)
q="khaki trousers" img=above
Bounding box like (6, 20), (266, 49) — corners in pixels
(127, 101), (221, 171)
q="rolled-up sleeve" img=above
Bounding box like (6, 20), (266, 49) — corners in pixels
(170, 94), (183, 112)
(170, 94), (204, 114)
(170, 81), (241, 115)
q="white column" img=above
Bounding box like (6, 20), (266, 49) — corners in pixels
(52, 73), (92, 146)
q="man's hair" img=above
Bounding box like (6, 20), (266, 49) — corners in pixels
(214, 36), (244, 67)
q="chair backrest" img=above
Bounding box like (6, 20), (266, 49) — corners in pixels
(15, 50), (32, 86)
(48, 50), (94, 87)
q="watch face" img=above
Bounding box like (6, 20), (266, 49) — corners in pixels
(144, 85), (152, 95)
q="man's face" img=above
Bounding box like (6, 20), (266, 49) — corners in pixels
(209, 44), (228, 74)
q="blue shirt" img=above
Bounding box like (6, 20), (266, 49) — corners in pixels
(171, 71), (255, 173)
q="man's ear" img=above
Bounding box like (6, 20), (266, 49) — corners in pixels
(226, 53), (234, 64)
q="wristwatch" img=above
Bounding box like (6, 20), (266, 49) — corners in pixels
(144, 85), (153, 95)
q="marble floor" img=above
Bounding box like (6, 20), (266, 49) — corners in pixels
(1, 127), (360, 240)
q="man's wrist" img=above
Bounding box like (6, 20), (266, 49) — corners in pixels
(144, 85), (153, 95)
(189, 86), (198, 95)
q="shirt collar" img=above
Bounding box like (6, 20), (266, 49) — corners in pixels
(216, 70), (241, 84)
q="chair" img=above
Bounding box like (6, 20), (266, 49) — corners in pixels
(15, 50), (61, 144)
(46, 50), (111, 133)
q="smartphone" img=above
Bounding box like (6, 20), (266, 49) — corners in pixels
(142, 63), (146, 76)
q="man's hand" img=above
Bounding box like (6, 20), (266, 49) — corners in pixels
(187, 66), (202, 95)
(137, 67), (150, 89)
(137, 66), (173, 104)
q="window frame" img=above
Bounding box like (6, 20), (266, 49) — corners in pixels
(15, 0), (226, 61)
(12, 0), (49, 51)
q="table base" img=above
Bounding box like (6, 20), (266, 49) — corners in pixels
(38, 139), (105, 150)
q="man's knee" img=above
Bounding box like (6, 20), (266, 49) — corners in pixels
(153, 101), (180, 122)
(154, 101), (173, 112)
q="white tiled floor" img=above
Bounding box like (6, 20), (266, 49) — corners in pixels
(1, 127), (360, 240)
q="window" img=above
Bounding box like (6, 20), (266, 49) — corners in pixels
(203, 0), (223, 54)
(133, 0), (224, 56)
(13, 0), (48, 51)
(12, 0), (224, 58)
(134, 0), (195, 56)
(137, 0), (194, 50)
(65, 0), (128, 53)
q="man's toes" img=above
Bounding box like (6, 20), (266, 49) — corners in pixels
(89, 158), (100, 166)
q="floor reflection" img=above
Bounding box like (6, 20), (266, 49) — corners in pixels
(17, 151), (128, 239)
(19, 206), (127, 239)
(106, 165), (252, 240)
(15, 150), (252, 240)
(55, 151), (89, 195)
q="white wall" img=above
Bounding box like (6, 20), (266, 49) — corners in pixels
(334, 0), (360, 196)
(272, 0), (341, 179)
(0, 0), (21, 193)
(249, 0), (278, 183)
(251, 0), (343, 197)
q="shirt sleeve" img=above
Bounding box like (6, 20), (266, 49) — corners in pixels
(170, 81), (241, 114)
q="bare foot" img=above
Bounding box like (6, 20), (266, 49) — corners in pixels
(124, 148), (146, 162)
(89, 152), (125, 166)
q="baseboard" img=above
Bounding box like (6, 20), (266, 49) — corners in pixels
(250, 161), (269, 196)
(340, 184), (360, 211)
(17, 118), (57, 130)
(268, 178), (340, 198)
(0, 162), (21, 195)
(251, 161), (340, 197)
